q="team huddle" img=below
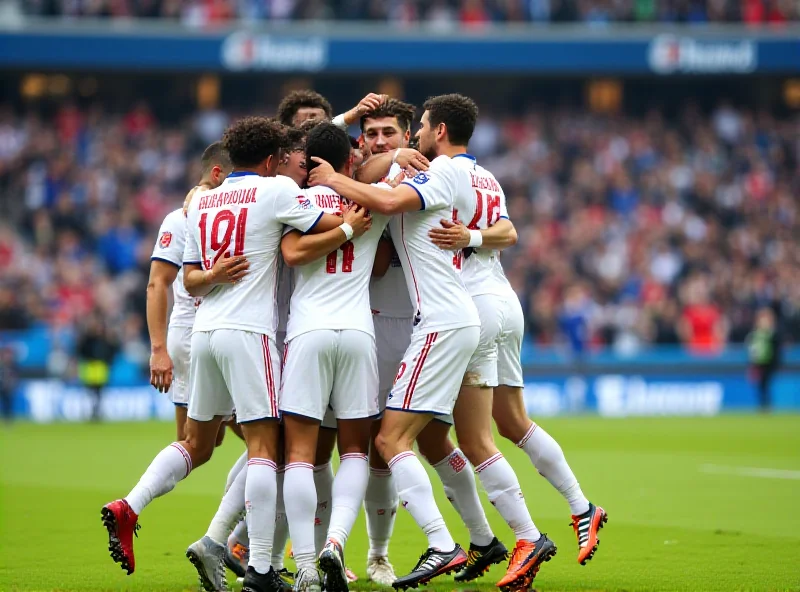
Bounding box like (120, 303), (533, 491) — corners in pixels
(101, 91), (608, 592)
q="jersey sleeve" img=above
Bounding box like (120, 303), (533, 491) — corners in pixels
(400, 156), (455, 212)
(151, 211), (185, 268)
(182, 208), (202, 266)
(499, 186), (509, 220)
(273, 180), (325, 234)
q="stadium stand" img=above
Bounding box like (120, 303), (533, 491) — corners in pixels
(0, 99), (797, 384)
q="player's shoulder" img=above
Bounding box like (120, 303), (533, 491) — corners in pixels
(162, 208), (187, 229)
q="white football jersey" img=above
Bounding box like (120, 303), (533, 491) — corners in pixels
(183, 172), (324, 336)
(276, 258), (294, 333)
(286, 186), (389, 342)
(391, 155), (480, 333)
(451, 154), (512, 296)
(369, 163), (414, 319)
(151, 208), (200, 329)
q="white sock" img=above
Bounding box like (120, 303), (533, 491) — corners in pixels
(272, 468), (288, 570)
(206, 462), (246, 545)
(245, 458), (277, 575)
(432, 449), (494, 547)
(284, 462), (317, 570)
(125, 443), (191, 515)
(365, 468), (398, 559)
(476, 453), (540, 542)
(328, 453), (369, 548)
(225, 451), (249, 493)
(313, 462), (334, 555)
(518, 424), (590, 515)
(229, 519), (249, 547)
(389, 452), (454, 552)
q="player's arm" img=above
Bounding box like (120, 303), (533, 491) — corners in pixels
(354, 149), (430, 184)
(309, 158), (423, 216)
(372, 238), (393, 278)
(429, 218), (518, 251)
(282, 204), (372, 267)
(146, 260), (178, 393)
(183, 255), (250, 297)
(332, 92), (387, 128)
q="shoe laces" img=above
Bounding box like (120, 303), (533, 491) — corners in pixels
(571, 513), (592, 548)
(466, 548), (481, 566)
(412, 549), (434, 572)
(507, 540), (534, 572)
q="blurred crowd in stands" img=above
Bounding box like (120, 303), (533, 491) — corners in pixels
(0, 98), (798, 375)
(18, 0), (800, 25)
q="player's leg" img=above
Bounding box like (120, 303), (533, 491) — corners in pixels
(101, 330), (228, 575)
(167, 326), (191, 441)
(417, 418), (506, 582)
(175, 406), (188, 440)
(379, 327), (480, 589)
(205, 330), (285, 592)
(223, 453), (251, 579)
(319, 331), (378, 591)
(455, 296), (554, 590)
(314, 420), (337, 557)
(494, 292), (606, 565)
(281, 331), (336, 592)
(365, 317), (409, 585)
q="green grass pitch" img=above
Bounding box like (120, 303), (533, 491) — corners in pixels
(1, 415), (799, 591)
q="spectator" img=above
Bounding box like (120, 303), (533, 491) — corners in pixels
(77, 314), (118, 422)
(746, 307), (782, 410)
(0, 346), (18, 422)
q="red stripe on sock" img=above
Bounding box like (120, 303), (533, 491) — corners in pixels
(517, 423), (537, 448)
(388, 451), (416, 470)
(170, 443), (192, 476)
(475, 452), (503, 473)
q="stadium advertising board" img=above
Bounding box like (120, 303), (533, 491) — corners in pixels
(12, 373), (800, 422)
(0, 25), (797, 74)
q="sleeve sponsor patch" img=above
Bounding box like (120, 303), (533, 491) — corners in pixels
(159, 231), (172, 248)
(297, 196), (314, 209)
(412, 172), (429, 185)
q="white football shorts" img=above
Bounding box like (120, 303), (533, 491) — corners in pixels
(497, 291), (525, 388)
(387, 326), (480, 416)
(166, 325), (192, 406)
(281, 329), (379, 422)
(188, 329), (281, 423)
(374, 315), (413, 412)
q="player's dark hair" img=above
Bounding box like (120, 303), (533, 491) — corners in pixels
(284, 127), (306, 152)
(360, 99), (417, 133)
(222, 116), (287, 168)
(277, 90), (333, 127)
(305, 122), (351, 174)
(422, 94), (479, 146)
(200, 141), (231, 173)
(297, 117), (326, 135)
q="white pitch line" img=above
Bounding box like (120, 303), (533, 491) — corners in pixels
(700, 464), (800, 480)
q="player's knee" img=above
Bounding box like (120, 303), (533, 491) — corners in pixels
(183, 436), (215, 467)
(495, 416), (524, 443)
(459, 435), (497, 466)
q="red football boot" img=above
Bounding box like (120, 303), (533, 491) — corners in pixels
(101, 499), (140, 575)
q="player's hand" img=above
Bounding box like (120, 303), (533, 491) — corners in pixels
(429, 218), (471, 250)
(342, 203), (372, 238)
(393, 149), (429, 172)
(209, 253), (250, 284)
(150, 349), (174, 393)
(308, 157), (337, 187)
(345, 93), (388, 125)
(386, 170), (407, 188)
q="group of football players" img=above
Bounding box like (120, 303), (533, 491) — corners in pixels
(100, 90), (607, 592)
